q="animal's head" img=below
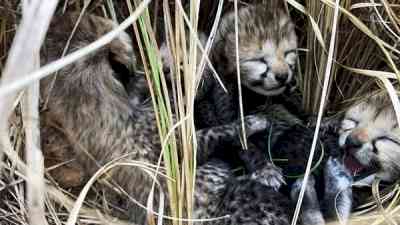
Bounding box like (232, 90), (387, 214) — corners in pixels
(339, 94), (400, 181)
(214, 3), (297, 96)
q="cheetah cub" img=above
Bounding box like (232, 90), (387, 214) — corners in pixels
(195, 1), (298, 128)
(214, 2), (297, 95)
(339, 93), (400, 182)
(40, 12), (286, 225)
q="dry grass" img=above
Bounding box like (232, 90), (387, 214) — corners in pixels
(0, 0), (400, 225)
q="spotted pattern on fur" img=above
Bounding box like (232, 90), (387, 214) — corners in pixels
(40, 12), (285, 225)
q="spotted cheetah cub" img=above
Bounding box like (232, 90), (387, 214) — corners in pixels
(214, 2), (297, 95)
(195, 1), (298, 128)
(40, 11), (286, 225)
(339, 93), (400, 182)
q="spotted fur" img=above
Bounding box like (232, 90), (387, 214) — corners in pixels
(240, 104), (354, 224)
(40, 12), (289, 225)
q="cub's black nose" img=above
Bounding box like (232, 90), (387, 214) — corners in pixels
(345, 135), (363, 149)
(275, 73), (288, 84)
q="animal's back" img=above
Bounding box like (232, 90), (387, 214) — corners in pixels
(40, 11), (296, 225)
(40, 12), (164, 222)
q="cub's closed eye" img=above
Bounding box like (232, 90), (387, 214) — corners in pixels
(284, 49), (297, 57)
(341, 118), (358, 131)
(241, 57), (266, 63)
(375, 136), (400, 146)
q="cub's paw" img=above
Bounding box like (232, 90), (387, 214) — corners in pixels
(291, 175), (316, 195)
(291, 176), (321, 211)
(243, 114), (270, 136)
(251, 163), (285, 191)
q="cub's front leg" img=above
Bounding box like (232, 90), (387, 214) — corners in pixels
(322, 157), (353, 223)
(195, 114), (269, 165)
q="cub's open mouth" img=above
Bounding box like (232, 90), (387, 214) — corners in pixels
(343, 153), (377, 181)
(344, 153), (365, 175)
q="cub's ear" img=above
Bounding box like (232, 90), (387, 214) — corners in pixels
(109, 31), (136, 73)
(109, 51), (133, 90)
(108, 31), (136, 89)
(159, 31), (209, 75)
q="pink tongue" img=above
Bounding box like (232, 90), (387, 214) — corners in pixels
(344, 155), (364, 175)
